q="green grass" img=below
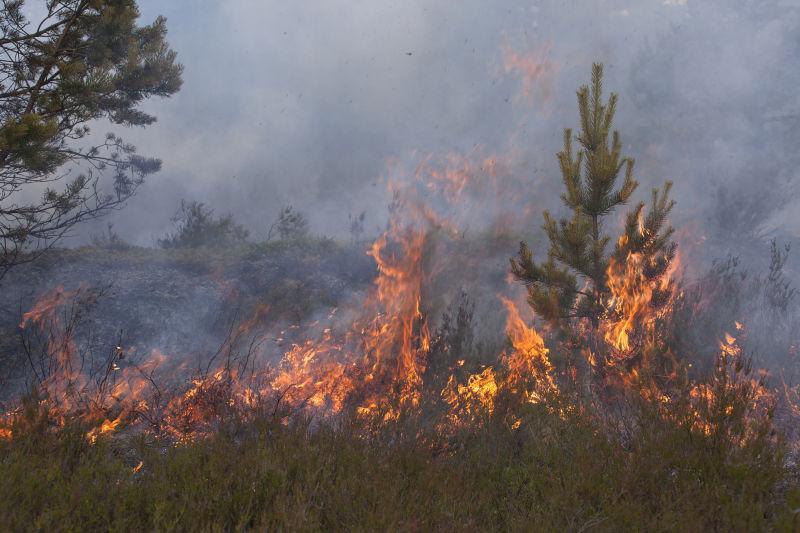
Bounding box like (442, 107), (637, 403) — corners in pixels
(1, 398), (798, 532)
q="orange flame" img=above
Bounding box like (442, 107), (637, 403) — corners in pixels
(442, 297), (557, 426)
(500, 297), (557, 402)
(603, 233), (680, 357)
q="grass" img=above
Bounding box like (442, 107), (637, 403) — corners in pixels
(1, 395), (798, 532)
(2, 233), (799, 530)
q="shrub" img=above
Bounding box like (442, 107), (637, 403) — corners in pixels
(89, 224), (132, 251)
(158, 200), (249, 249)
(0, 387), (793, 531)
(349, 211), (366, 244)
(267, 205), (309, 242)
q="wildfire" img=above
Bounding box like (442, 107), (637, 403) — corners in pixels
(270, 331), (354, 412)
(442, 367), (498, 425)
(442, 297), (557, 426)
(603, 231), (680, 360)
(687, 330), (775, 440)
(261, 208), (432, 420)
(86, 416), (122, 444)
(0, 153), (791, 454)
(500, 296), (557, 402)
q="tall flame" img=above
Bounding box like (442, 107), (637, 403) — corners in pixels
(603, 233), (679, 357)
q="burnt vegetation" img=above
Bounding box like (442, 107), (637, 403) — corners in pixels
(0, 5), (798, 531)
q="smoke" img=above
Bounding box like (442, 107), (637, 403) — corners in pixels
(69, 0), (797, 270)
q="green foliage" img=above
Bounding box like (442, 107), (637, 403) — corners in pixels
(511, 63), (675, 335)
(0, 113), (62, 172)
(158, 200), (249, 249)
(0, 0), (183, 277)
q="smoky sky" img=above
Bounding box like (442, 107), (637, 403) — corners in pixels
(69, 0), (799, 255)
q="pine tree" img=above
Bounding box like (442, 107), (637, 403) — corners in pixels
(0, 1), (183, 278)
(511, 63), (675, 363)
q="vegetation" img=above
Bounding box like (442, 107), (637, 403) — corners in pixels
(349, 210), (366, 244)
(89, 223), (131, 251)
(158, 200), (249, 249)
(0, 55), (797, 532)
(510, 64), (675, 338)
(670, 240), (800, 382)
(267, 204), (310, 242)
(0, 237), (797, 530)
(0, 0), (182, 278)
(0, 382), (796, 532)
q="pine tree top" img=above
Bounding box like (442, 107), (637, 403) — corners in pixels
(511, 63), (676, 348)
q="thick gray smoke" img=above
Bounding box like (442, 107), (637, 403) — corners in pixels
(73, 0), (798, 270)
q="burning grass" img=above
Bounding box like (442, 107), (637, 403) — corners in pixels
(1, 244), (798, 530)
(1, 135), (799, 529)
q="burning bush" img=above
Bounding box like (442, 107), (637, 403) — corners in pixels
(511, 63), (678, 390)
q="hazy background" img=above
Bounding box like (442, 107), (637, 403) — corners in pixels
(69, 0), (799, 266)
